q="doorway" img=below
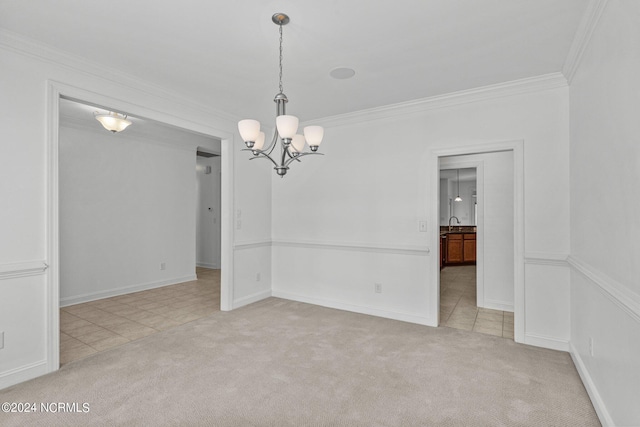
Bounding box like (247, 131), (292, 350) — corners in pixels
(48, 82), (234, 371)
(430, 141), (524, 343)
(57, 98), (225, 364)
(196, 150), (222, 270)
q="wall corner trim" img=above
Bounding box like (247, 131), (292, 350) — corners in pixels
(0, 360), (48, 391)
(0, 260), (48, 280)
(233, 290), (272, 309)
(570, 342), (614, 426)
(562, 0), (610, 84)
(524, 333), (570, 352)
(568, 256), (640, 323)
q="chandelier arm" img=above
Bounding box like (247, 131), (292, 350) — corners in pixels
(248, 151), (280, 168)
(283, 152), (323, 168)
(262, 129), (280, 156)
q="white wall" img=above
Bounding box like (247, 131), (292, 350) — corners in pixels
(568, 1), (640, 425)
(272, 78), (571, 347)
(196, 155), (222, 269)
(58, 124), (199, 305)
(0, 33), (271, 389)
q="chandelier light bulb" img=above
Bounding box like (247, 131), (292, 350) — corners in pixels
(290, 134), (306, 154)
(303, 126), (324, 151)
(238, 119), (261, 145)
(253, 132), (266, 152)
(276, 115), (299, 140)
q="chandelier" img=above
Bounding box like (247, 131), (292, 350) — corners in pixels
(238, 13), (324, 177)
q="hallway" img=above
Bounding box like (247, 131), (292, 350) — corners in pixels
(439, 265), (514, 339)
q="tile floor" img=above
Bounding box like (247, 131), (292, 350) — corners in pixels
(440, 265), (514, 339)
(60, 267), (220, 365)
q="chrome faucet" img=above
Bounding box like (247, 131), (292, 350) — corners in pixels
(448, 216), (460, 232)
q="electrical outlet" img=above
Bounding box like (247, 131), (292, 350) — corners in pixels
(374, 283), (382, 293)
(160, 262), (166, 270)
(236, 219), (242, 230)
(0, 331), (4, 350)
(589, 337), (594, 357)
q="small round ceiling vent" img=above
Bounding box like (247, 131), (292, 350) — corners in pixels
(329, 67), (356, 79)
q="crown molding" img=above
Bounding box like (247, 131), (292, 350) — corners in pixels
(0, 28), (239, 125)
(313, 73), (568, 129)
(562, 0), (610, 84)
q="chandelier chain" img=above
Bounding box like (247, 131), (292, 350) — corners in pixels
(278, 24), (284, 94)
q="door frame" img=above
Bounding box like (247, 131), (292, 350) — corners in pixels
(46, 81), (235, 372)
(429, 139), (524, 343)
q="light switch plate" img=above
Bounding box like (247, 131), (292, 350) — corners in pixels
(0, 331), (4, 350)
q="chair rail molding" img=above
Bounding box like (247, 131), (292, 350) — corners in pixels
(568, 255), (640, 323)
(271, 238), (430, 256)
(524, 252), (569, 267)
(0, 260), (48, 280)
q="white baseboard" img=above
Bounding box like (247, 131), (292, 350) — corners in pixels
(59, 275), (197, 307)
(233, 289), (272, 309)
(196, 262), (219, 269)
(570, 342), (614, 427)
(482, 298), (514, 312)
(0, 360), (48, 391)
(272, 290), (436, 327)
(524, 332), (570, 352)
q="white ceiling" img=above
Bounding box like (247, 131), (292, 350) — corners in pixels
(0, 1), (588, 124)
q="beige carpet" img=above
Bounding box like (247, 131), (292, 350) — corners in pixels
(0, 298), (599, 426)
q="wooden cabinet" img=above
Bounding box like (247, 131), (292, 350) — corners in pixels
(444, 232), (476, 265)
(446, 234), (463, 263)
(463, 233), (476, 262)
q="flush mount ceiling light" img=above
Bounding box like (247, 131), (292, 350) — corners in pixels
(454, 169), (463, 202)
(238, 13), (324, 177)
(94, 111), (132, 133)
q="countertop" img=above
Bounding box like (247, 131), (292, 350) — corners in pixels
(440, 226), (477, 236)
